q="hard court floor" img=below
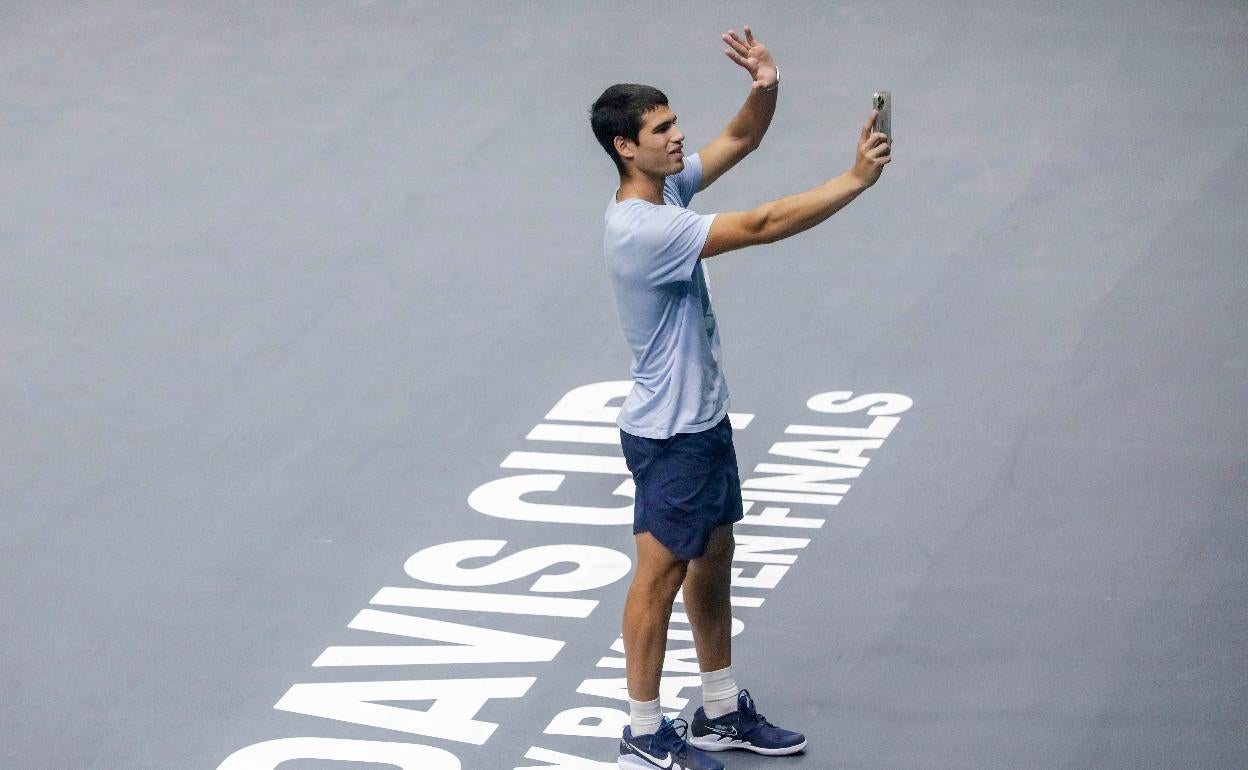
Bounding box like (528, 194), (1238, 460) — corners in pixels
(2, 2), (1246, 768)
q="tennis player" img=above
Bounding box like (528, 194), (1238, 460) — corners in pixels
(590, 25), (891, 769)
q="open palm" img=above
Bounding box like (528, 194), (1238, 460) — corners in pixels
(723, 26), (778, 90)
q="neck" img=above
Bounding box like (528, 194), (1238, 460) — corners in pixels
(617, 168), (665, 205)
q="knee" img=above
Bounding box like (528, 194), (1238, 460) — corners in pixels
(658, 560), (690, 597)
(634, 560), (688, 602)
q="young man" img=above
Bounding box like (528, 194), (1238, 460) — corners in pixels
(590, 26), (891, 770)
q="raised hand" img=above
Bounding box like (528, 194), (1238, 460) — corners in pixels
(722, 26), (778, 90)
(851, 110), (892, 188)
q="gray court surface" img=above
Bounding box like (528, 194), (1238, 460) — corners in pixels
(3, 2), (1247, 768)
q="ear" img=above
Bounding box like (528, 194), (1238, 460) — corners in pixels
(613, 135), (636, 162)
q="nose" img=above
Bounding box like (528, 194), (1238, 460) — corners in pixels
(673, 128), (685, 144)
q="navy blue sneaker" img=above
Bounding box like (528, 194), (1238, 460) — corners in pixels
(619, 717), (725, 770)
(689, 689), (807, 755)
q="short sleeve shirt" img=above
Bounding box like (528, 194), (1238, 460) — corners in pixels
(604, 153), (730, 439)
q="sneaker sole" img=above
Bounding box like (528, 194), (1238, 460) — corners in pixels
(688, 734), (807, 755)
(620, 751), (725, 769)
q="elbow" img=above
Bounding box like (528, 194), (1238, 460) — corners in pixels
(728, 133), (761, 154)
(751, 206), (780, 245)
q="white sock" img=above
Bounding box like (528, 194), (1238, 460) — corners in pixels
(629, 696), (662, 737)
(700, 666), (740, 719)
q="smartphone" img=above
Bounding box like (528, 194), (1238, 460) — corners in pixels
(872, 91), (892, 143)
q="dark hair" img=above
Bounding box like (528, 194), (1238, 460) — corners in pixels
(589, 84), (669, 175)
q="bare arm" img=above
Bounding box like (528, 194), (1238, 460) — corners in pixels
(697, 26), (779, 192)
(701, 110), (891, 259)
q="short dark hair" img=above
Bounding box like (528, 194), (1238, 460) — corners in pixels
(589, 84), (669, 175)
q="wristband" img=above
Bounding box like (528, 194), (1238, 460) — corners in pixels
(762, 66), (779, 93)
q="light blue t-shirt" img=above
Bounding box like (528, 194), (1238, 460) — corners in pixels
(604, 153), (730, 439)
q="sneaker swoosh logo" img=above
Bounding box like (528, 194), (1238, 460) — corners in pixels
(707, 725), (738, 737)
(635, 746), (673, 768)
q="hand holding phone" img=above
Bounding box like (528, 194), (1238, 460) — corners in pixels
(852, 94), (893, 188)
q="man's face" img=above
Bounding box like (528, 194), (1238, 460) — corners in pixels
(618, 105), (685, 177)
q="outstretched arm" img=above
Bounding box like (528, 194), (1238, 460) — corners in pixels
(697, 25), (779, 192)
(699, 109), (892, 259)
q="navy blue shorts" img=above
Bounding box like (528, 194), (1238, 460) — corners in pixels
(619, 414), (745, 560)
